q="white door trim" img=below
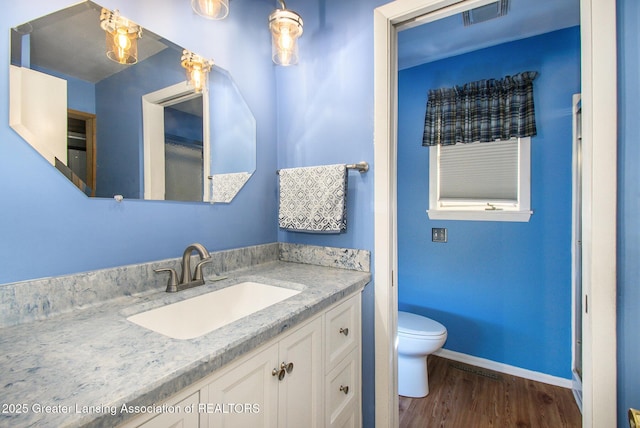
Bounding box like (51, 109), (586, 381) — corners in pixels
(571, 93), (583, 411)
(142, 82), (210, 201)
(372, 1), (617, 427)
(578, 0), (617, 426)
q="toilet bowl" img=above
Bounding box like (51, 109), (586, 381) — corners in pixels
(397, 311), (447, 397)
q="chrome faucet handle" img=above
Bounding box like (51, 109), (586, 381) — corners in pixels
(154, 268), (179, 293)
(193, 258), (213, 281)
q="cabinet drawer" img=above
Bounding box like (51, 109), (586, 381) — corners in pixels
(325, 348), (360, 428)
(325, 293), (361, 367)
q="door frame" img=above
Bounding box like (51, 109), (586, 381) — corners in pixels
(372, 0), (617, 427)
(68, 109), (96, 196)
(142, 82), (210, 201)
(571, 93), (583, 409)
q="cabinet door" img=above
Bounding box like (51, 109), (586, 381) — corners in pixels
(277, 316), (323, 428)
(135, 391), (200, 428)
(206, 344), (279, 428)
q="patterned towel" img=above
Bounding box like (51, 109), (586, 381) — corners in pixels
(278, 164), (348, 233)
(210, 172), (252, 203)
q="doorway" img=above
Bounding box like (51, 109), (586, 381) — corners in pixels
(67, 109), (96, 196)
(142, 82), (210, 201)
(373, 1), (617, 427)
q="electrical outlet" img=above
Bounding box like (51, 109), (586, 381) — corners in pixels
(432, 228), (447, 243)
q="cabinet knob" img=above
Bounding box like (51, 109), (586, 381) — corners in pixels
(272, 367), (285, 381)
(339, 385), (349, 395)
(339, 327), (349, 336)
(273, 362), (293, 381)
(281, 361), (294, 374)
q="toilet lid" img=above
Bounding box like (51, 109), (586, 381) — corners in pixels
(398, 311), (446, 336)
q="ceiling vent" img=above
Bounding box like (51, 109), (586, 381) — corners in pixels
(462, 0), (510, 26)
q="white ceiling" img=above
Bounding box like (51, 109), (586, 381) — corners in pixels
(397, 0), (580, 70)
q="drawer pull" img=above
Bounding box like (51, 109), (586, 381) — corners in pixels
(339, 327), (349, 336)
(339, 385), (349, 395)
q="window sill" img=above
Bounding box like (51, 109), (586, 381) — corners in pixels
(426, 209), (532, 222)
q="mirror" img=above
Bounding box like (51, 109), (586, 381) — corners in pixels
(9, 1), (256, 203)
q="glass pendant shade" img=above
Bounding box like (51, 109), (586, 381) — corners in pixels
(269, 8), (303, 66)
(181, 50), (213, 92)
(191, 0), (229, 20)
(100, 9), (141, 65)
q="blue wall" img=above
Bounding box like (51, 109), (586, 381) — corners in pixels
(95, 48), (185, 198)
(397, 27), (580, 379)
(272, 1), (386, 425)
(617, 0), (640, 425)
(0, 0), (278, 284)
(274, 0), (381, 251)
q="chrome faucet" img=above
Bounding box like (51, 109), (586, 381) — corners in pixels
(180, 243), (212, 286)
(155, 243), (213, 292)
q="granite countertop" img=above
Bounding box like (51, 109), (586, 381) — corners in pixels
(0, 261), (370, 427)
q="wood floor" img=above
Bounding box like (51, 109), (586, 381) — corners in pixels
(399, 355), (582, 428)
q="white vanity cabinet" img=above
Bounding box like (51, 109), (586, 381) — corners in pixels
(121, 292), (361, 428)
(205, 316), (323, 428)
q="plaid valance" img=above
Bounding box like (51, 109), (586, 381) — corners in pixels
(422, 71), (538, 146)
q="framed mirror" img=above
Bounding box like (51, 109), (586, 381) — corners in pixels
(9, 0), (256, 203)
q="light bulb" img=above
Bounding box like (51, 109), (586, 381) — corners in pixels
(201, 0), (220, 16)
(278, 27), (293, 50)
(114, 28), (131, 64)
(191, 0), (229, 19)
(191, 66), (203, 92)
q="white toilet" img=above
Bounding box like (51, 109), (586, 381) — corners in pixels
(397, 311), (447, 397)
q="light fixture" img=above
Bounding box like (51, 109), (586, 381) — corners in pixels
(191, 0), (229, 20)
(99, 8), (142, 65)
(268, 0), (303, 66)
(181, 50), (214, 93)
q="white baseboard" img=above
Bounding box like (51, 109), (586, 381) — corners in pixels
(434, 348), (573, 389)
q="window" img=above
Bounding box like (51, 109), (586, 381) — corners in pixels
(427, 137), (532, 222)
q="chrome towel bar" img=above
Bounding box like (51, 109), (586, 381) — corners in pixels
(276, 161), (368, 175)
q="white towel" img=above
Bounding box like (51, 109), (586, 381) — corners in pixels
(278, 164), (348, 233)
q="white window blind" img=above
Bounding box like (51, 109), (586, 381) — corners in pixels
(439, 139), (518, 203)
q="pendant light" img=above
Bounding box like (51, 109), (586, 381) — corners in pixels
(99, 8), (142, 65)
(191, 0), (229, 20)
(268, 0), (303, 66)
(181, 50), (214, 93)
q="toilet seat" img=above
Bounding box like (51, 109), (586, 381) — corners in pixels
(398, 311), (446, 337)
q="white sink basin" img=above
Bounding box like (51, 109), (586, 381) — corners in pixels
(127, 282), (300, 339)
